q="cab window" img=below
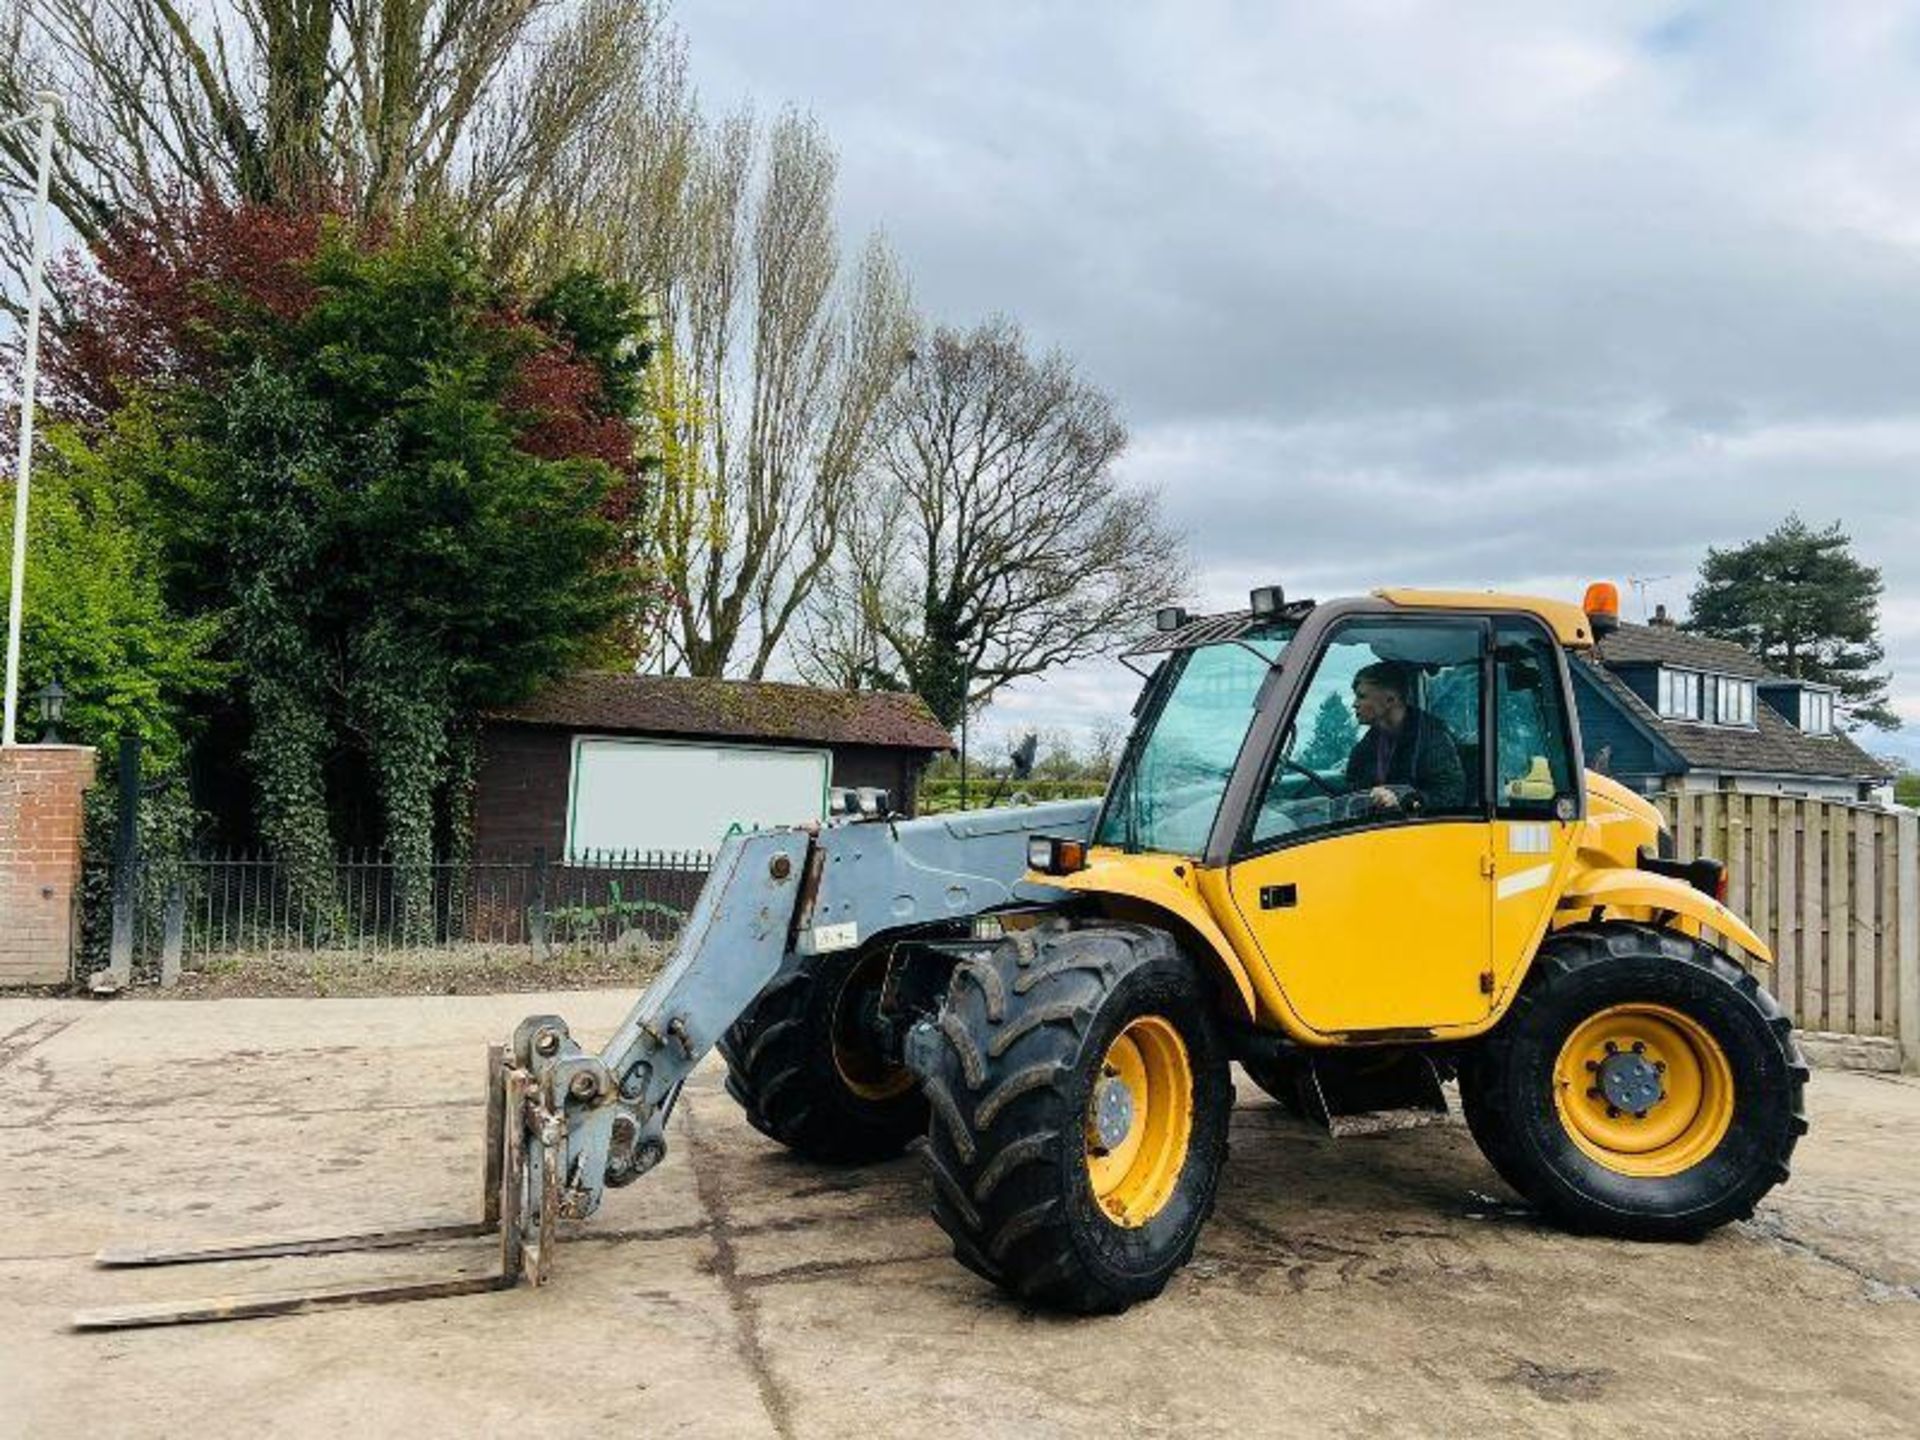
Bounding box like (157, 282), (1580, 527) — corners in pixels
(1249, 619), (1484, 847)
(1493, 621), (1580, 818)
(1094, 623), (1297, 855)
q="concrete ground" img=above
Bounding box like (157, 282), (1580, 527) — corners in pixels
(2, 993), (1916, 1439)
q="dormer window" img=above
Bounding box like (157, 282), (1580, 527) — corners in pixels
(1803, 690), (1834, 736)
(1657, 668), (1754, 726)
(1706, 675), (1754, 727)
(1658, 668), (1701, 720)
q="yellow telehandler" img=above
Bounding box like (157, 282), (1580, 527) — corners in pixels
(81, 582), (1805, 1328)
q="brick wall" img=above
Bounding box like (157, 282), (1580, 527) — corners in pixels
(0, 745), (97, 985)
(472, 725), (573, 858)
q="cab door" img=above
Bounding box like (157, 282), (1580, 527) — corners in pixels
(1224, 616), (1494, 1036)
(1484, 618), (1586, 1001)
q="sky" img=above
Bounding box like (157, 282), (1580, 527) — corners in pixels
(680, 2), (1920, 762)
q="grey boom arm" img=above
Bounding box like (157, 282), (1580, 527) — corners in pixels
(507, 799), (1100, 1225)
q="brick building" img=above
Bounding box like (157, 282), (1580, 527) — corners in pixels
(472, 673), (953, 859)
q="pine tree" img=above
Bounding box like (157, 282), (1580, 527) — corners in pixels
(1296, 691), (1358, 770)
(1686, 515), (1898, 730)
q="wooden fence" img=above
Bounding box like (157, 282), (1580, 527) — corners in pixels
(1656, 791), (1919, 1070)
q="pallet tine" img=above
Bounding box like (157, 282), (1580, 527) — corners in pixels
(498, 1058), (528, 1282)
(74, 1046), (537, 1332)
(94, 1219), (495, 1270)
(72, 1272), (515, 1331)
(483, 1042), (505, 1227)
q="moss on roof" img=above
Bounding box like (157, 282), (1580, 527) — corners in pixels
(486, 672), (954, 752)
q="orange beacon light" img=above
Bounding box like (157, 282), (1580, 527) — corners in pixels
(1582, 581), (1621, 636)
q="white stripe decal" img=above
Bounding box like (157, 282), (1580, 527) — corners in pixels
(1496, 864), (1553, 901)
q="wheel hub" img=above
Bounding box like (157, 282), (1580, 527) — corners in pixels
(1596, 1049), (1664, 1116)
(1553, 1004), (1736, 1179)
(830, 953), (916, 1102)
(1090, 1073), (1135, 1153)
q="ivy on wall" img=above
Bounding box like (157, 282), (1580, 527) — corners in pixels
(47, 199), (649, 899)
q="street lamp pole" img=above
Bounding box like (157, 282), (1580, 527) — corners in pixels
(2, 92), (59, 748)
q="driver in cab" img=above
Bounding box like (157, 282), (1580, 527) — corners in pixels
(1343, 662), (1467, 813)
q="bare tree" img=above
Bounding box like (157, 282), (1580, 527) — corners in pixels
(515, 14), (696, 291)
(1084, 716), (1126, 780)
(813, 317), (1186, 729)
(794, 543), (903, 692)
(634, 109), (914, 678)
(0, 0), (663, 307)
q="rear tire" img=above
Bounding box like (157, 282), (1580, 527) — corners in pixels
(719, 945), (927, 1163)
(916, 921), (1233, 1313)
(1466, 923), (1807, 1239)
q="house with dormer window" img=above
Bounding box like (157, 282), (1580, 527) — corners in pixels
(1569, 606), (1892, 804)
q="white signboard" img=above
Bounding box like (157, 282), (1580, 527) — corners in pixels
(567, 737), (830, 857)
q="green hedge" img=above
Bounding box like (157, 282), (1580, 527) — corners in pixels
(917, 779), (1106, 813)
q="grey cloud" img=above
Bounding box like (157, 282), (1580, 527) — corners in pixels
(683, 2), (1920, 754)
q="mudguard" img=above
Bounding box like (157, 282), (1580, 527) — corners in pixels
(1553, 865), (1773, 964)
(1046, 853), (1260, 1019)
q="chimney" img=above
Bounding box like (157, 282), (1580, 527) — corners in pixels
(1649, 604), (1676, 629)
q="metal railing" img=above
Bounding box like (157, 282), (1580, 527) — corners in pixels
(80, 848), (713, 982)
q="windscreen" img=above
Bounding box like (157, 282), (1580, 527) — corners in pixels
(1094, 623), (1297, 856)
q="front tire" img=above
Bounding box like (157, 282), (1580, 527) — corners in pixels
(1464, 923), (1808, 1239)
(916, 922), (1233, 1313)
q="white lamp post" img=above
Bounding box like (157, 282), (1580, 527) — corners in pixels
(1, 91), (59, 748)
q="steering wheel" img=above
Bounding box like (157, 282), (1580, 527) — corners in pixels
(1280, 757), (1343, 799)
(1335, 784), (1428, 821)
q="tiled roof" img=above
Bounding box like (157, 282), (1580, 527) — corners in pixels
(1594, 623), (1770, 678)
(488, 673), (955, 752)
(1576, 654), (1890, 781)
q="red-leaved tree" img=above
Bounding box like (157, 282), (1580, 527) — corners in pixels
(47, 195), (643, 512)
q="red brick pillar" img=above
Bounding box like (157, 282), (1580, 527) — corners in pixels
(0, 745), (98, 985)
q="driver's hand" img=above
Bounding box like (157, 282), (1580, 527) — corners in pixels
(1368, 786), (1400, 810)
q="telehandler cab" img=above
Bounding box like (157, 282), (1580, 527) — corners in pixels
(79, 583), (1807, 1328)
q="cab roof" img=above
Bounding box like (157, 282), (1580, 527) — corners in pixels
(1124, 588), (1597, 659)
(1372, 588), (1597, 648)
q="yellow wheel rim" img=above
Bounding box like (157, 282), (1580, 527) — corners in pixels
(1553, 1003), (1735, 1178)
(1085, 1016), (1193, 1227)
(831, 953), (915, 1102)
